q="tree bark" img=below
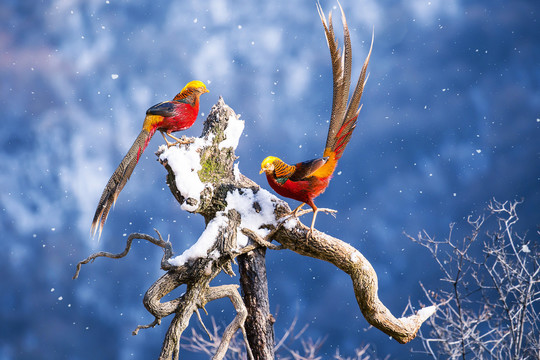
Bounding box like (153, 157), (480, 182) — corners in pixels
(238, 247), (275, 360)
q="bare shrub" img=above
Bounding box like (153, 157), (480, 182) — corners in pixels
(408, 199), (540, 360)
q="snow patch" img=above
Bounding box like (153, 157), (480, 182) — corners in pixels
(225, 188), (277, 247)
(158, 136), (211, 212)
(219, 113), (244, 150)
(417, 306), (437, 321)
(283, 217), (298, 230)
(168, 214), (228, 266)
(233, 162), (241, 181)
(159, 111), (244, 213)
(350, 250), (363, 263)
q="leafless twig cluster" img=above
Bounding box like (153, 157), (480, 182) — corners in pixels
(408, 199), (540, 359)
(183, 316), (384, 360)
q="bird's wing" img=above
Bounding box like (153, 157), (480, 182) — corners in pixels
(289, 157), (329, 181)
(146, 101), (177, 117)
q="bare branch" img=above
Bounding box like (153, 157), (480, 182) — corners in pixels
(73, 230), (173, 279)
(132, 317), (161, 336)
(273, 221), (437, 344)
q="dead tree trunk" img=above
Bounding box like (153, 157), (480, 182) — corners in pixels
(238, 247), (275, 359)
(74, 98), (436, 359)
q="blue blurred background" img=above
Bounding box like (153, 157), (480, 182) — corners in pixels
(1, 0), (538, 358)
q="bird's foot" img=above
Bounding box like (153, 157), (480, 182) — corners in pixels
(306, 208), (337, 238)
(162, 132), (195, 148)
(306, 225), (323, 239)
(278, 214), (307, 228)
(168, 137), (195, 148)
(163, 138), (175, 148)
(293, 209), (315, 218)
(316, 208), (338, 218)
(284, 205), (312, 221)
(290, 208), (337, 218)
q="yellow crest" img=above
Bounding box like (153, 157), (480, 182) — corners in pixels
(260, 156), (296, 180)
(181, 80), (208, 93)
(173, 80), (209, 101)
(260, 156), (279, 174)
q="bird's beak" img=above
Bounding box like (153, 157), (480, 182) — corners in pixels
(259, 168), (264, 174)
(204, 88), (210, 93)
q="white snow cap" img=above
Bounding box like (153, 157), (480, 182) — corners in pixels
(233, 162), (241, 181)
(417, 306), (437, 321)
(350, 250), (363, 263)
(219, 113), (244, 150)
(158, 136), (212, 212)
(168, 214), (228, 267)
(224, 188), (278, 247)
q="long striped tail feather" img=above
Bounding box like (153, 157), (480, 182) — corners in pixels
(317, 2), (352, 152)
(318, 2), (373, 162)
(91, 129), (150, 239)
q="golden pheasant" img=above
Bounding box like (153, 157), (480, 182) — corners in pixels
(260, 5), (372, 234)
(91, 80), (209, 238)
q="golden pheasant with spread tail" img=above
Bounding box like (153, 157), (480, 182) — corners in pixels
(91, 80), (209, 238)
(260, 4), (372, 234)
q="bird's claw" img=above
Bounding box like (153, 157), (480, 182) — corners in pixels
(318, 208), (338, 218)
(290, 207), (337, 218)
(288, 209), (313, 219)
(161, 131), (195, 148)
(280, 213), (307, 227)
(166, 136), (194, 148)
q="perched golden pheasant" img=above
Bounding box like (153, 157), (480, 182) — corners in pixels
(91, 80), (209, 238)
(260, 5), (372, 234)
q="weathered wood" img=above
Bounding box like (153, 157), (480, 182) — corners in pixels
(271, 224), (434, 344)
(238, 247), (275, 359)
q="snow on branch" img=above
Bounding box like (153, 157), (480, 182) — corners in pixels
(74, 98), (435, 359)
